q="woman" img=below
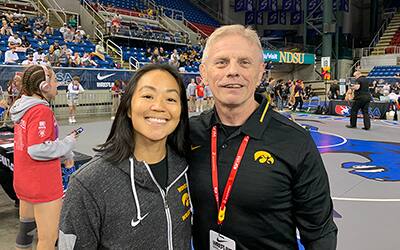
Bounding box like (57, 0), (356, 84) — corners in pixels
(67, 76), (84, 124)
(10, 65), (77, 250)
(59, 64), (191, 249)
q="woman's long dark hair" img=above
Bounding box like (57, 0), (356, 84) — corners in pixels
(94, 64), (190, 162)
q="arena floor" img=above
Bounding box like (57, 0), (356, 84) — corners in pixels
(0, 112), (399, 250)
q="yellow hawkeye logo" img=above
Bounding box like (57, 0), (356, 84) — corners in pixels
(191, 145), (201, 151)
(254, 151), (275, 165)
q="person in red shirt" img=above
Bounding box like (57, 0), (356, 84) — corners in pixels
(10, 65), (78, 250)
(195, 81), (205, 112)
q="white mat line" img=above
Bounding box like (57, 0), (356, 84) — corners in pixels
(333, 197), (400, 202)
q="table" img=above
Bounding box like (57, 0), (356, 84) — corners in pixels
(0, 130), (92, 202)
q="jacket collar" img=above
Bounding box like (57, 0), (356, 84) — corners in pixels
(116, 146), (187, 190)
(206, 94), (272, 140)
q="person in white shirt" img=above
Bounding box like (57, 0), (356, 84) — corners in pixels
(76, 26), (86, 37)
(60, 23), (68, 35)
(8, 34), (22, 48)
(39, 55), (51, 66)
(67, 76), (84, 123)
(33, 48), (46, 64)
(21, 54), (35, 65)
(4, 47), (18, 64)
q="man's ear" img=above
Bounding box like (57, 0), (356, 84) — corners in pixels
(199, 63), (207, 82)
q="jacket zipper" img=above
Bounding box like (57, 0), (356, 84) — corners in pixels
(144, 162), (188, 250)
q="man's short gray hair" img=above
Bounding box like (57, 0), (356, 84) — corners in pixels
(201, 24), (263, 64)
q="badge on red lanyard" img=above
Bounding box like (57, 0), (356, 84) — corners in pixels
(211, 126), (250, 225)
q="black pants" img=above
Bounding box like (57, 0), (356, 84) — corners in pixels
(0, 167), (17, 201)
(293, 97), (303, 111)
(350, 96), (371, 129)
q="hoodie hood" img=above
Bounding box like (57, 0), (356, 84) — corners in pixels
(10, 95), (49, 123)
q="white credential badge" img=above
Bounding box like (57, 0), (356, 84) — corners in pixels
(210, 230), (236, 250)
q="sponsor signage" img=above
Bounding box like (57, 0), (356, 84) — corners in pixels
(263, 50), (315, 64)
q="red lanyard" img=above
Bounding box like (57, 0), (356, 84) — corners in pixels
(211, 126), (250, 225)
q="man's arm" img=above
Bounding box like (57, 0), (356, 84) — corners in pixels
(293, 136), (338, 250)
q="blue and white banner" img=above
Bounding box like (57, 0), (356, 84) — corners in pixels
(247, 0), (254, 11)
(259, 0), (269, 11)
(291, 11), (302, 25)
(256, 11), (264, 25)
(282, 0), (293, 11)
(268, 11), (279, 25)
(279, 11), (287, 25)
(294, 0), (301, 12)
(234, 0), (247, 12)
(340, 0), (349, 12)
(245, 11), (255, 25)
(0, 66), (199, 90)
(270, 0), (278, 12)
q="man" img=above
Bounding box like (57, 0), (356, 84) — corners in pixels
(4, 47), (18, 64)
(188, 25), (337, 250)
(346, 71), (371, 130)
(21, 53), (35, 65)
(329, 80), (340, 100)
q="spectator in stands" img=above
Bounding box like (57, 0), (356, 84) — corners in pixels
(204, 81), (213, 110)
(159, 47), (166, 58)
(22, 54), (35, 66)
(81, 52), (97, 67)
(111, 13), (122, 34)
(40, 55), (51, 66)
(67, 76), (84, 123)
(169, 49), (180, 68)
(49, 41), (61, 55)
(21, 16), (31, 32)
(71, 52), (82, 67)
(7, 72), (22, 106)
(145, 47), (152, 59)
(4, 47), (18, 64)
(76, 25), (86, 39)
(8, 33), (22, 48)
(110, 80), (122, 120)
(0, 19), (13, 36)
(60, 23), (68, 35)
(329, 80), (340, 99)
(43, 24), (54, 36)
(33, 48), (46, 64)
(59, 49), (72, 67)
(20, 35), (31, 50)
(64, 27), (75, 42)
(92, 41), (106, 61)
(150, 47), (163, 63)
(382, 82), (391, 96)
(10, 65), (77, 250)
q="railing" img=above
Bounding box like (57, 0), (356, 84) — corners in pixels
(361, 46), (400, 57)
(36, 0), (49, 22)
(106, 39), (123, 66)
(111, 25), (188, 45)
(81, 0), (105, 28)
(369, 12), (396, 48)
(345, 60), (361, 78)
(95, 26), (104, 45)
(183, 18), (208, 38)
(160, 13), (190, 39)
(129, 56), (140, 71)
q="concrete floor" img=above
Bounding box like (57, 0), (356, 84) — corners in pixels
(0, 113), (399, 249)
